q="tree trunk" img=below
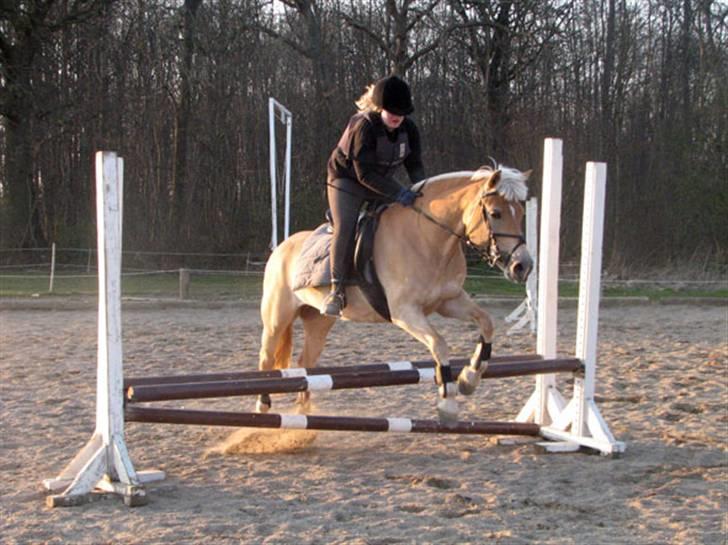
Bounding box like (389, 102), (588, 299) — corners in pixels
(171, 0), (203, 244)
(487, 1), (513, 158)
(2, 35), (45, 247)
(3, 115), (44, 247)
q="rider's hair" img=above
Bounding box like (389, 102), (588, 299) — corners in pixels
(355, 84), (382, 113)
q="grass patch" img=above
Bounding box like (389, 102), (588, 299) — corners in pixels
(0, 272), (264, 299)
(1, 270), (725, 301)
(602, 286), (728, 300)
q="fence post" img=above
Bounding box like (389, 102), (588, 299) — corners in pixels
(49, 243), (56, 293)
(179, 268), (190, 299)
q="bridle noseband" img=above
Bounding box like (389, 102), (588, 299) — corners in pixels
(465, 190), (526, 270)
(412, 189), (526, 271)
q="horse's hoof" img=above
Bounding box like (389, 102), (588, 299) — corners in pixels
(457, 366), (481, 396)
(255, 397), (271, 414)
(437, 398), (459, 422)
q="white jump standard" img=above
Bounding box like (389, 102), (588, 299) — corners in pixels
(42, 153), (164, 507)
(515, 140), (624, 454)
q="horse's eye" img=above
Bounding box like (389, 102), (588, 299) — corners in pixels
(490, 209), (502, 219)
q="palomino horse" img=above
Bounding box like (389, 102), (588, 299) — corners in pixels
(257, 165), (532, 421)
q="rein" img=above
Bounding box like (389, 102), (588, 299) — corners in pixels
(412, 189), (525, 271)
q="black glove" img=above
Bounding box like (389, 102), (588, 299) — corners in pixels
(394, 187), (419, 207)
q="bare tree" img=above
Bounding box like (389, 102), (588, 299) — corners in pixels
(0, 0), (108, 247)
(343, 0), (451, 76)
(171, 0), (203, 244)
(449, 0), (570, 158)
(1, 0), (725, 270)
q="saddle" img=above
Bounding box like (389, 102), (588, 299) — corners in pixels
(292, 204), (391, 321)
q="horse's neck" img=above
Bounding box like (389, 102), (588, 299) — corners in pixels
(389, 173), (480, 265)
(418, 173), (480, 231)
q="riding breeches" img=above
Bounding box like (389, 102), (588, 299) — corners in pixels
(327, 177), (382, 282)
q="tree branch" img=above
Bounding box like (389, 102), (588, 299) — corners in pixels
(341, 13), (389, 54)
(249, 22), (312, 59)
(406, 0), (440, 33)
(402, 23), (457, 72)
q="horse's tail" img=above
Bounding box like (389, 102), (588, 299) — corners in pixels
(272, 320), (294, 370)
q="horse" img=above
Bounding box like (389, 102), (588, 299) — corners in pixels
(256, 164), (533, 421)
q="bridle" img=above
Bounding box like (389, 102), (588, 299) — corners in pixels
(412, 189), (526, 271)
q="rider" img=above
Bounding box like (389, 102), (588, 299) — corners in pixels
(322, 75), (426, 316)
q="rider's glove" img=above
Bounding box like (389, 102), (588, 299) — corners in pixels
(394, 187), (418, 207)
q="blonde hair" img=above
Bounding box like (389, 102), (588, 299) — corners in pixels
(355, 84), (382, 113)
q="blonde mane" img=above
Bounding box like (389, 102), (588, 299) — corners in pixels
(413, 166), (529, 202)
(472, 165), (529, 201)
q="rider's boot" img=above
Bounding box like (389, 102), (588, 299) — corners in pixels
(321, 280), (346, 316)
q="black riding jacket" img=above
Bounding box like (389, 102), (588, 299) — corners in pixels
(327, 112), (425, 197)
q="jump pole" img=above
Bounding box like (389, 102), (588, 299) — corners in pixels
(126, 407), (541, 436)
(43, 152), (164, 507)
(125, 357), (583, 403)
(124, 353), (545, 388)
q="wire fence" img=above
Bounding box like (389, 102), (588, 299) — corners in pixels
(1, 246), (726, 300)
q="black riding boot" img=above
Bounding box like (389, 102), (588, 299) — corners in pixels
(321, 280), (346, 316)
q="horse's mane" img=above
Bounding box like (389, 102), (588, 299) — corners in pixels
(414, 165), (528, 202)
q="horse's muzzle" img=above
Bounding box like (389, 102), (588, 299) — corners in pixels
(506, 246), (533, 283)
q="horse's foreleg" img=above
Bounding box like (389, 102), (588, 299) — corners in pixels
(436, 292), (494, 396)
(390, 307), (459, 422)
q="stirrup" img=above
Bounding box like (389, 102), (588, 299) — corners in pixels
(321, 287), (346, 316)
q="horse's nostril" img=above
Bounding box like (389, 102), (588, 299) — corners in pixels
(511, 261), (531, 282)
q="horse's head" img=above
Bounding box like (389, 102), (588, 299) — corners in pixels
(464, 166), (533, 283)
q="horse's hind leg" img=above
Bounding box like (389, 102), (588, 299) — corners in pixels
(256, 296), (298, 413)
(294, 306), (336, 410)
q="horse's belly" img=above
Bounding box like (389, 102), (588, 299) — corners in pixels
(340, 288), (388, 323)
(294, 285), (387, 324)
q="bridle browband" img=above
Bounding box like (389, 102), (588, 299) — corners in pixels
(412, 188), (526, 271)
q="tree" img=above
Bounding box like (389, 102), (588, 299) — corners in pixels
(171, 0), (203, 243)
(449, 0), (570, 158)
(343, 0), (450, 76)
(0, 0), (108, 247)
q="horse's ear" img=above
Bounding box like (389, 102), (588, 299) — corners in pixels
(485, 169), (501, 192)
(522, 169), (533, 181)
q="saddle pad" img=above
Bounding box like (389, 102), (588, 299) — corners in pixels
(291, 221), (391, 321)
(292, 223), (334, 291)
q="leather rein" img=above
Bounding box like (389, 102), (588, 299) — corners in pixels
(411, 189), (526, 271)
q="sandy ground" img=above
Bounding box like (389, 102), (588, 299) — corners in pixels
(0, 299), (726, 545)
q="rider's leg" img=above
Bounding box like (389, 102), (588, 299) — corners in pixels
(322, 178), (368, 315)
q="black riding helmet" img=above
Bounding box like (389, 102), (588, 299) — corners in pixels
(371, 75), (414, 116)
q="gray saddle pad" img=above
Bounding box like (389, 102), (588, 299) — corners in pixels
(291, 219), (391, 321)
(292, 224), (335, 291)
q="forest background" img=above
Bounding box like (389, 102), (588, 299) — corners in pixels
(1, 0), (726, 274)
